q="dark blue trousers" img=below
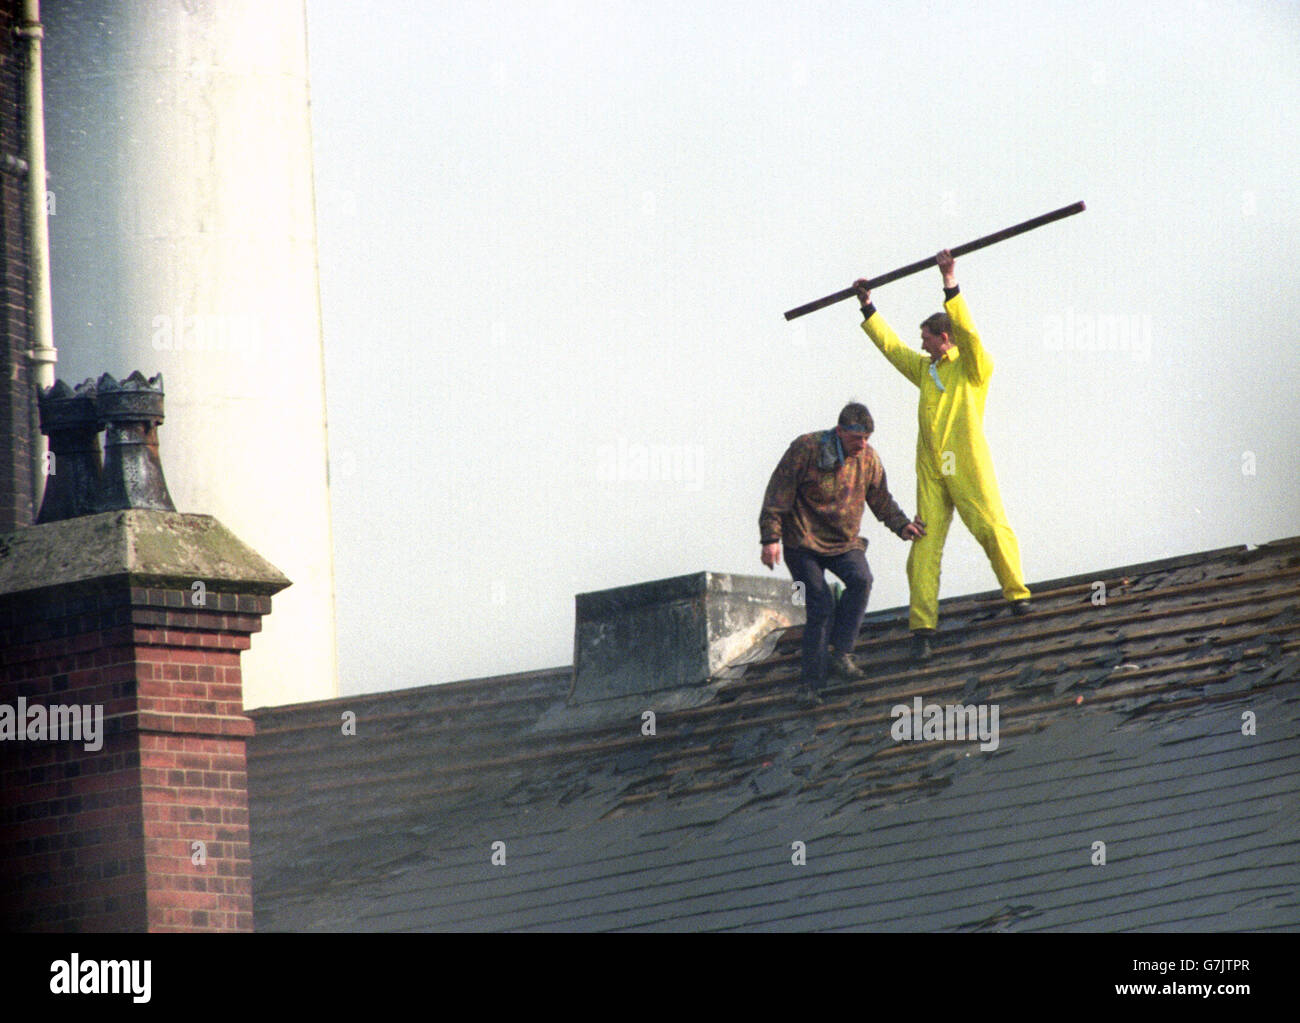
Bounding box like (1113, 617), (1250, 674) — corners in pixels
(785, 545), (873, 689)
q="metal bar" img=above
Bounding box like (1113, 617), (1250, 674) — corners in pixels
(783, 200), (1086, 321)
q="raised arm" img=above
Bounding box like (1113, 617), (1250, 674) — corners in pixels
(853, 280), (927, 388)
(936, 250), (993, 386)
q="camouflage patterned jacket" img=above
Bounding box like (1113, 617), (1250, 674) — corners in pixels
(760, 429), (911, 555)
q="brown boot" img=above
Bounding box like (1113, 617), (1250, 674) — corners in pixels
(828, 650), (867, 681)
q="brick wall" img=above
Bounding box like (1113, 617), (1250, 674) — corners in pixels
(0, 579), (274, 932)
(0, 0), (36, 531)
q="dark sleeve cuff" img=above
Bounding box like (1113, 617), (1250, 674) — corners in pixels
(861, 302), (876, 319)
(761, 537), (780, 546)
(943, 285), (960, 300)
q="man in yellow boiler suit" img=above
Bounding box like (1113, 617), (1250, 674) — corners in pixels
(853, 250), (1031, 660)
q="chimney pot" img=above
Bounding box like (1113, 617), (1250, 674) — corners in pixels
(36, 377), (103, 523)
(95, 371), (176, 513)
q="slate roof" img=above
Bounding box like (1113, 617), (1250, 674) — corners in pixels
(246, 537), (1300, 931)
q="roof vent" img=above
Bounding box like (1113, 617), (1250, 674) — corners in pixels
(571, 571), (804, 704)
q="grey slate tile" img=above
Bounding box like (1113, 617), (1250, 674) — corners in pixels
(248, 540), (1300, 931)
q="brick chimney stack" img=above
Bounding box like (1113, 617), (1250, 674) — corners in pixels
(0, 509), (289, 932)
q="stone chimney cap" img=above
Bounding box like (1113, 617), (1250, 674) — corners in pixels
(0, 510), (291, 597)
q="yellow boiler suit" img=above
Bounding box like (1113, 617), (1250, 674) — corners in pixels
(862, 292), (1030, 630)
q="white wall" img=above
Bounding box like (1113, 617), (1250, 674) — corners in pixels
(45, 0), (338, 707)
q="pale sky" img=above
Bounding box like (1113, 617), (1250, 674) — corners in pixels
(303, 0), (1300, 695)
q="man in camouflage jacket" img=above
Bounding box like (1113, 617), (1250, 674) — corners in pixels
(760, 402), (925, 702)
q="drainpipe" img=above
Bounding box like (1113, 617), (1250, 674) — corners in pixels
(16, 0), (56, 519)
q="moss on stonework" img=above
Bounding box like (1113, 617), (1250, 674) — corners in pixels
(0, 510), (290, 598)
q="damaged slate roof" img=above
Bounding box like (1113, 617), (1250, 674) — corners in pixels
(246, 537), (1300, 931)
